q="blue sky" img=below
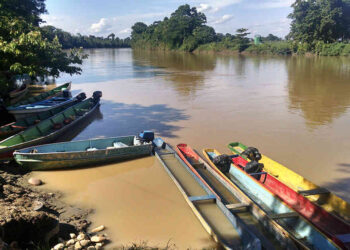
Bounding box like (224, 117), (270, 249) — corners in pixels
(42, 0), (294, 38)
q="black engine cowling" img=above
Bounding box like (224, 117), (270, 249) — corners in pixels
(212, 154), (232, 173)
(244, 161), (264, 180)
(93, 91), (102, 102)
(242, 147), (262, 162)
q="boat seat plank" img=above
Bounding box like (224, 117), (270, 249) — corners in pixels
(192, 162), (205, 169)
(158, 152), (175, 156)
(225, 203), (250, 210)
(298, 188), (330, 196)
(336, 233), (350, 243)
(188, 194), (216, 203)
(270, 212), (299, 220)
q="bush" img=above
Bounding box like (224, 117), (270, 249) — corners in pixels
(245, 41), (292, 55)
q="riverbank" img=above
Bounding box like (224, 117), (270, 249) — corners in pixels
(0, 162), (108, 249)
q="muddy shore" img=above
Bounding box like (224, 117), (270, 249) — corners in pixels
(0, 162), (95, 249)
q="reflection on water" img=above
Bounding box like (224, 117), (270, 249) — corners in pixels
(132, 50), (216, 96)
(37, 48), (350, 248)
(287, 56), (350, 127)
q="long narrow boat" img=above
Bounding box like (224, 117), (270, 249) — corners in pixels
(0, 94), (86, 140)
(154, 142), (261, 249)
(7, 82), (71, 108)
(176, 144), (297, 249)
(14, 134), (154, 170)
(0, 91), (101, 161)
(225, 149), (350, 248)
(228, 142), (350, 223)
(9, 84), (29, 99)
(7, 92), (86, 120)
(203, 148), (340, 250)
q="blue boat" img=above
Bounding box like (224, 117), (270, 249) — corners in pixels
(8, 91), (85, 120)
(154, 141), (261, 249)
(203, 149), (340, 250)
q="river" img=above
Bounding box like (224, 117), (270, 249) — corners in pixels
(34, 48), (350, 248)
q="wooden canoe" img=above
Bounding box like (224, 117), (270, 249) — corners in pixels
(155, 143), (261, 249)
(9, 84), (29, 99)
(176, 143), (297, 249)
(203, 148), (340, 250)
(7, 92), (85, 120)
(228, 142), (350, 223)
(228, 150), (350, 249)
(0, 92), (101, 161)
(14, 135), (153, 170)
(0, 94), (85, 140)
(7, 82), (71, 109)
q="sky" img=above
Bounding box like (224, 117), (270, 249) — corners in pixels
(42, 0), (294, 38)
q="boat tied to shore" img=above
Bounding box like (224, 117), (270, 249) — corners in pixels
(6, 82), (71, 109)
(0, 93), (86, 140)
(0, 91), (101, 161)
(7, 92), (86, 120)
(14, 132), (155, 171)
(154, 140), (262, 249)
(203, 148), (340, 249)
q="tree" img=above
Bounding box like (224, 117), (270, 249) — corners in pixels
(0, 0), (87, 96)
(235, 28), (251, 52)
(107, 33), (115, 40)
(288, 0), (350, 43)
(262, 34), (282, 42)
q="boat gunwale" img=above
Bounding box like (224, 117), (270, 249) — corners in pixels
(202, 148), (340, 250)
(13, 135), (152, 156)
(155, 144), (262, 250)
(227, 141), (350, 223)
(0, 97), (99, 154)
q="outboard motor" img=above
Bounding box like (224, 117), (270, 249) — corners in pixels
(93, 91), (102, 102)
(242, 147), (262, 162)
(213, 154), (232, 174)
(76, 92), (86, 101)
(62, 89), (71, 98)
(245, 161), (264, 180)
(138, 131), (155, 143)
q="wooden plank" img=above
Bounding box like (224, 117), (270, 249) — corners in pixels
(270, 212), (299, 220)
(336, 233), (350, 243)
(226, 203), (250, 210)
(298, 188), (330, 196)
(158, 152), (175, 156)
(189, 194), (216, 203)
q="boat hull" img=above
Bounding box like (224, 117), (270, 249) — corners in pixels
(203, 149), (340, 250)
(228, 142), (350, 223)
(176, 144), (296, 249)
(0, 97), (99, 161)
(15, 143), (152, 170)
(155, 144), (261, 249)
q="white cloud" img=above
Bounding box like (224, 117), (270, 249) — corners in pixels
(212, 14), (234, 24)
(90, 18), (112, 33)
(246, 0), (294, 9)
(197, 3), (212, 12)
(119, 28), (132, 34)
(195, 0), (242, 13)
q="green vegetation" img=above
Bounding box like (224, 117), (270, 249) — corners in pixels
(131, 1), (350, 56)
(41, 26), (131, 49)
(0, 0), (86, 96)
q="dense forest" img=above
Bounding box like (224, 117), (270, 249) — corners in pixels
(41, 26), (131, 49)
(0, 0), (86, 96)
(131, 1), (350, 56)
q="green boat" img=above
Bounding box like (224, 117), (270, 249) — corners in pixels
(0, 91), (101, 161)
(0, 93), (86, 140)
(7, 82), (71, 108)
(14, 135), (154, 171)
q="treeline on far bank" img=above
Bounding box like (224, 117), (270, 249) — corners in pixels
(131, 1), (350, 56)
(41, 26), (131, 49)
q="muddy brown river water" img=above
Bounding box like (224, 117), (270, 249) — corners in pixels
(34, 49), (350, 248)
